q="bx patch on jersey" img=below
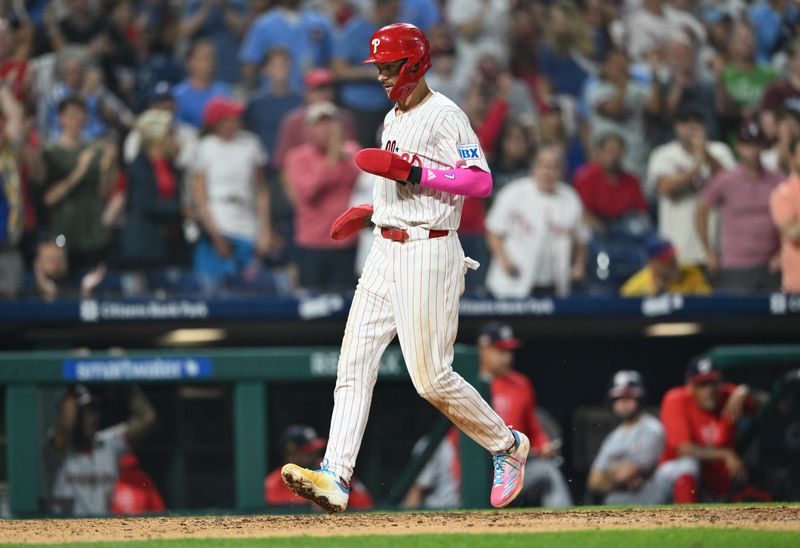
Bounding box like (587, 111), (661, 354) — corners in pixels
(457, 144), (482, 160)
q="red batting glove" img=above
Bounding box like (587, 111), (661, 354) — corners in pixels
(355, 148), (413, 182)
(330, 204), (374, 240)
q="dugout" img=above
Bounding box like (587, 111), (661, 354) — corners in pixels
(0, 346), (491, 517)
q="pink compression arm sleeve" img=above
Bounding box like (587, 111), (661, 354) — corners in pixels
(418, 166), (493, 198)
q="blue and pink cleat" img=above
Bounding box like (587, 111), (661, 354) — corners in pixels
(490, 429), (530, 508)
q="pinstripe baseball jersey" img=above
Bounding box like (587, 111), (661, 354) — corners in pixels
(372, 91), (490, 231)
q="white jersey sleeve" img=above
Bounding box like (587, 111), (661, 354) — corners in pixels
(434, 109), (491, 172)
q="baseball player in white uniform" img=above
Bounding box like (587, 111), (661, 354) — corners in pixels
(282, 23), (530, 512)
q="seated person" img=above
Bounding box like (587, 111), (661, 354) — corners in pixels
(656, 356), (758, 503)
(588, 370), (665, 505)
(620, 235), (710, 296)
(573, 132), (650, 235)
(28, 238), (107, 301)
(264, 425), (373, 510)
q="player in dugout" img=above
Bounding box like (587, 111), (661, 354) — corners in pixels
(588, 370), (665, 505)
(657, 356), (763, 503)
(281, 22), (532, 512)
(43, 385), (157, 516)
(265, 425), (374, 511)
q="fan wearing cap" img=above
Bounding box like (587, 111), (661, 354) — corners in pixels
(646, 103), (736, 267)
(283, 102), (361, 291)
(191, 97), (271, 291)
(476, 322), (573, 507)
(696, 121), (783, 292)
(759, 39), (800, 140)
(620, 235), (710, 297)
(588, 371), (665, 505)
(657, 356), (758, 503)
(44, 385), (157, 516)
(264, 425), (373, 510)
(273, 69), (357, 170)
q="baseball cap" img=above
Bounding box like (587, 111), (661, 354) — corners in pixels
(607, 370), (646, 400)
(645, 235), (676, 262)
(306, 101), (338, 124)
(203, 96), (245, 127)
(736, 121), (768, 145)
(281, 425), (326, 455)
(148, 81), (174, 105)
(305, 68), (335, 89)
(478, 322), (521, 350)
(686, 355), (722, 384)
(675, 104), (705, 124)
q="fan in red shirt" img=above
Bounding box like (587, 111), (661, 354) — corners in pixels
(264, 425), (374, 510)
(478, 322), (573, 507)
(572, 132), (649, 234)
(658, 356), (757, 503)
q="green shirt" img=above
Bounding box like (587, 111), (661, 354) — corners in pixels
(43, 143), (110, 253)
(723, 65), (779, 108)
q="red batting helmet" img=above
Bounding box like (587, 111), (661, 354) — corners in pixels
(362, 23), (431, 102)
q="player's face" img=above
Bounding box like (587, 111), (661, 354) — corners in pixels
(690, 380), (720, 412)
(611, 397), (639, 421)
(375, 59), (406, 96)
(480, 345), (513, 376)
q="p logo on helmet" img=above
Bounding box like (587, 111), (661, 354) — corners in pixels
(362, 23), (432, 102)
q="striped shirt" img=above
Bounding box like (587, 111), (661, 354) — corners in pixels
(372, 91), (490, 231)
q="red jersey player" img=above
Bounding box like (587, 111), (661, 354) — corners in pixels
(477, 322), (573, 506)
(658, 356), (757, 503)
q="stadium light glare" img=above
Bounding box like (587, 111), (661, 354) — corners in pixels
(644, 322), (702, 337)
(158, 328), (227, 345)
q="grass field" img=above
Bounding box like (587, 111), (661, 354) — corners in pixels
(6, 529), (800, 548)
(2, 505), (799, 547)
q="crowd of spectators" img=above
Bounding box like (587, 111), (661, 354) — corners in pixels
(2, 0), (800, 301)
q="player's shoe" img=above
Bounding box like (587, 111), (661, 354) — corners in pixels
(281, 461), (350, 513)
(490, 429), (530, 508)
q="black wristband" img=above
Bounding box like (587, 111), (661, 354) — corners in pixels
(407, 166), (422, 185)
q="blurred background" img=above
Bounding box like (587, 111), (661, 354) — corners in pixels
(0, 0), (800, 518)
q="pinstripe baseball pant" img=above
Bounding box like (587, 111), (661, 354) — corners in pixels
(324, 229), (515, 482)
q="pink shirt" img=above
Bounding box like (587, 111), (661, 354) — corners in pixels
(770, 176), (800, 292)
(702, 165), (782, 268)
(284, 141), (361, 249)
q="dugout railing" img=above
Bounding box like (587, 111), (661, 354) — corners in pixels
(0, 346), (490, 516)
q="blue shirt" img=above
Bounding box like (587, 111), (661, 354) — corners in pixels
(334, 16), (392, 111)
(239, 8), (333, 90)
(538, 46), (590, 99)
(398, 0), (441, 32)
(749, 1), (800, 62)
(172, 80), (232, 128)
(244, 88), (303, 162)
(182, 0), (248, 83)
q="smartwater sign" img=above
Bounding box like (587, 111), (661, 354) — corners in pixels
(63, 357), (213, 381)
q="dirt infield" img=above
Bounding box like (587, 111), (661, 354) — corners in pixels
(1, 506), (799, 544)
